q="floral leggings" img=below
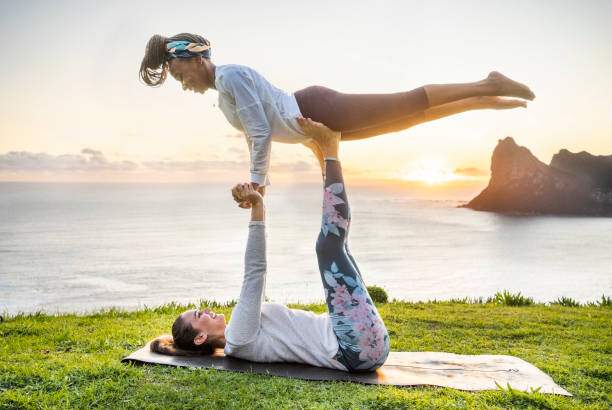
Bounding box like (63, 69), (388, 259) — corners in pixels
(316, 159), (390, 372)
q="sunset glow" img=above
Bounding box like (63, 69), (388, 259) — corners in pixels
(401, 168), (463, 184)
(398, 159), (475, 185)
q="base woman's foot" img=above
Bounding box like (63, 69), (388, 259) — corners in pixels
(486, 71), (536, 101)
(475, 96), (527, 109)
(297, 117), (340, 143)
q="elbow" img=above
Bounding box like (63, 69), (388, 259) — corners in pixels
(253, 260), (267, 274)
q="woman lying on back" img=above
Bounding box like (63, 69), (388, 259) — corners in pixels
(151, 118), (389, 372)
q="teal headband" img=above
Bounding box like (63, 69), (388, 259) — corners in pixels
(167, 41), (211, 59)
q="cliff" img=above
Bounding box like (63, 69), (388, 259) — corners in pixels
(465, 137), (612, 215)
(550, 149), (612, 190)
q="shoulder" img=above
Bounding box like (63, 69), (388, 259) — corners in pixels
(216, 64), (259, 84)
(261, 302), (289, 314)
(261, 303), (300, 320)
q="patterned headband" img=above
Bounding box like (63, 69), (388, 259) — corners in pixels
(166, 41), (211, 59)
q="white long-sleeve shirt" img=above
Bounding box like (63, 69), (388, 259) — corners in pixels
(214, 65), (309, 186)
(224, 222), (347, 371)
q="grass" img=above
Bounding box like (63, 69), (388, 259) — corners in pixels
(593, 295), (612, 307)
(551, 297), (582, 308)
(1, 296), (611, 409)
(487, 290), (534, 306)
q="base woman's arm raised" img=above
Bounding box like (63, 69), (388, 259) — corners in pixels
(224, 184), (267, 347)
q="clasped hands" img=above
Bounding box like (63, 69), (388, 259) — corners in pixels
(232, 182), (264, 208)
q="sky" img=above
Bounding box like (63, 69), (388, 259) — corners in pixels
(0, 0), (610, 195)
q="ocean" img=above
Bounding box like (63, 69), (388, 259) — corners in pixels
(1, 182), (610, 315)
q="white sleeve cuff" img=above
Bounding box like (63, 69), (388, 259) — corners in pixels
(250, 172), (267, 186)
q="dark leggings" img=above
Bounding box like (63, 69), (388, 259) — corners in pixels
(294, 85), (430, 140)
(316, 159), (390, 372)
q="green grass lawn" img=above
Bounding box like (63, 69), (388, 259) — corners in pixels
(1, 300), (610, 409)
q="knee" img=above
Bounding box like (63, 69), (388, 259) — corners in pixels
(419, 85), (431, 109)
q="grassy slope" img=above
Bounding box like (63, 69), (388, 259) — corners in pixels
(1, 301), (610, 409)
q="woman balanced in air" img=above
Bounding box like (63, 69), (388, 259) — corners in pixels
(152, 119), (389, 372)
(139, 33), (535, 202)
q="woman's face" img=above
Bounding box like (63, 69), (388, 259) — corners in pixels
(168, 57), (210, 94)
(180, 307), (226, 344)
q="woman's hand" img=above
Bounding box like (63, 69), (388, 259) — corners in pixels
(232, 183), (265, 209)
(232, 183), (265, 222)
(232, 183), (263, 207)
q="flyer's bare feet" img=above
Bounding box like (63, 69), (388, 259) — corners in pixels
(487, 71), (535, 101)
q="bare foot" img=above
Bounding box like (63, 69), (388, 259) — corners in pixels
(296, 117), (341, 156)
(297, 117), (340, 144)
(487, 71), (536, 101)
(476, 96), (527, 109)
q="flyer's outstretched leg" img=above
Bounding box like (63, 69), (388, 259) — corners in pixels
(423, 71), (535, 107)
(295, 71), (534, 142)
(341, 96), (526, 141)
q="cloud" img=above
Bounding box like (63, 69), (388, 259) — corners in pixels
(227, 146), (246, 155)
(81, 148), (102, 156)
(224, 133), (245, 139)
(272, 160), (314, 173)
(143, 159), (314, 173)
(453, 167), (488, 177)
(0, 149), (315, 177)
(142, 159), (247, 171)
(0, 150), (137, 171)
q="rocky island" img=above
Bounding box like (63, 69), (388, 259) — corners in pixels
(464, 137), (612, 216)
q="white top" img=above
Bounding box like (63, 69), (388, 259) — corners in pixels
(214, 64), (309, 186)
(224, 222), (347, 371)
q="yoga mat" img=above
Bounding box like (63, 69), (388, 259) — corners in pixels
(122, 343), (571, 396)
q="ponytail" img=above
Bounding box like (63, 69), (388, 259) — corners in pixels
(149, 312), (216, 356)
(150, 334), (190, 355)
(139, 33), (211, 87)
(150, 334), (215, 356)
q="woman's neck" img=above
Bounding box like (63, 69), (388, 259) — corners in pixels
(208, 333), (226, 348)
(206, 61), (217, 90)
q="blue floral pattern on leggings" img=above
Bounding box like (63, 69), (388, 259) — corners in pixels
(322, 183), (349, 237)
(323, 261), (387, 363)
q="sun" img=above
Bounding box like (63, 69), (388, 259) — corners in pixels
(399, 158), (464, 184)
(402, 168), (457, 184)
